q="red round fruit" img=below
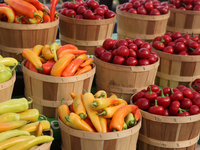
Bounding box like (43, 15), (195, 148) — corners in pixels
(125, 57), (138, 66)
(137, 7), (147, 15)
(100, 52), (113, 62)
(95, 47), (106, 58)
(117, 39), (129, 47)
(103, 39), (113, 50)
(116, 46), (130, 57)
(113, 55), (125, 65)
(140, 42), (152, 52)
(137, 48), (150, 59)
(133, 38), (143, 47)
(137, 98), (150, 110)
(138, 59), (150, 66)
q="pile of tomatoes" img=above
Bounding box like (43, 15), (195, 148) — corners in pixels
(118, 0), (169, 15)
(95, 38), (159, 66)
(60, 0), (115, 19)
(152, 32), (200, 55)
(191, 79), (200, 92)
(168, 0), (200, 10)
(132, 85), (200, 116)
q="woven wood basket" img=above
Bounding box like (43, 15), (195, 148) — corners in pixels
(58, 13), (116, 55)
(167, 8), (200, 35)
(189, 81), (195, 92)
(152, 48), (200, 88)
(21, 60), (95, 118)
(116, 5), (170, 42)
(94, 56), (159, 103)
(137, 110), (200, 150)
(0, 70), (16, 102)
(0, 20), (59, 62)
(58, 117), (141, 150)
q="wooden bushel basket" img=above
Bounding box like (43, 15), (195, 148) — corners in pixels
(94, 56), (159, 103)
(58, 13), (116, 55)
(189, 80), (195, 92)
(0, 20), (59, 62)
(58, 118), (141, 150)
(21, 60), (95, 118)
(167, 8), (200, 35)
(0, 70), (16, 102)
(152, 48), (200, 88)
(137, 110), (200, 150)
(116, 5), (170, 42)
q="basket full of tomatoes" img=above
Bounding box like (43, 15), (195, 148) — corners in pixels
(58, 0), (116, 55)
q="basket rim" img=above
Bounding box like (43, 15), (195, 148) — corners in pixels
(169, 7), (200, 15)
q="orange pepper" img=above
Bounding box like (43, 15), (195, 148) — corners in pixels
(82, 93), (102, 133)
(57, 99), (70, 124)
(70, 92), (77, 99)
(69, 103), (75, 113)
(35, 121), (43, 136)
(84, 118), (96, 132)
(32, 45), (43, 56)
(57, 50), (87, 59)
(25, 60), (30, 69)
(108, 93), (118, 99)
(41, 44), (54, 60)
(99, 116), (107, 133)
(56, 44), (78, 56)
(94, 90), (107, 99)
(0, 120), (28, 132)
(74, 65), (92, 76)
(73, 94), (87, 120)
(109, 105), (141, 131)
(80, 58), (93, 68)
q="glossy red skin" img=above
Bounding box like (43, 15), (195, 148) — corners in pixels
(128, 8), (138, 14)
(137, 98), (150, 110)
(66, 9), (76, 18)
(140, 42), (152, 52)
(179, 50), (189, 55)
(191, 91), (200, 101)
(129, 0), (138, 4)
(169, 101), (180, 116)
(162, 35), (172, 45)
(144, 2), (154, 11)
(185, 4), (193, 10)
(94, 15), (103, 20)
(76, 0), (84, 5)
(129, 49), (137, 58)
(137, 59), (150, 66)
(149, 9), (161, 15)
(182, 34), (190, 40)
(188, 41), (199, 49)
(168, 4), (176, 8)
(124, 57), (138, 66)
(76, 5), (87, 14)
(103, 39), (113, 50)
(117, 39), (128, 47)
(181, 87), (193, 99)
(179, 7), (186, 10)
(150, 52), (159, 60)
(116, 46), (130, 57)
(177, 85), (186, 91)
(181, 0), (193, 4)
(144, 90), (158, 102)
(193, 4), (200, 10)
(192, 97), (200, 108)
(137, 48), (150, 59)
(148, 55), (157, 64)
(137, 7), (147, 15)
(175, 38), (187, 45)
(170, 91), (183, 101)
(171, 88), (180, 93)
(133, 1), (141, 8)
(157, 94), (171, 108)
(125, 38), (133, 44)
(152, 41), (165, 50)
(75, 14), (83, 19)
(60, 8), (68, 15)
(193, 0), (200, 5)
(192, 47), (200, 55)
(133, 38), (144, 48)
(177, 111), (190, 116)
(112, 49), (117, 56)
(99, 4), (108, 13)
(174, 42), (186, 53)
(133, 91), (145, 102)
(158, 6), (169, 14)
(172, 0), (181, 8)
(68, 1), (80, 10)
(149, 105), (164, 115)
(180, 98), (193, 109)
(100, 52), (113, 62)
(104, 10), (116, 19)
(189, 105), (200, 115)
(147, 85), (160, 92)
(165, 32), (173, 37)
(128, 43), (138, 51)
(163, 109), (170, 116)
(95, 47), (105, 57)
(163, 46), (174, 54)
(94, 7), (105, 16)
(172, 31), (182, 40)
(83, 10), (94, 19)
(112, 55), (125, 65)
(62, 2), (70, 8)
(87, 0), (99, 9)
(123, 2), (133, 10)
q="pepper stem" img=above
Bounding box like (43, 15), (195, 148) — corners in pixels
(91, 101), (98, 108)
(33, 12), (43, 22)
(79, 113), (87, 120)
(35, 67), (43, 71)
(39, 114), (47, 120)
(43, 6), (50, 15)
(160, 89), (165, 97)
(148, 86), (153, 94)
(98, 92), (106, 98)
(154, 100), (158, 106)
(170, 88), (174, 94)
(60, 98), (64, 105)
(83, 88), (87, 93)
(96, 110), (107, 116)
(65, 116), (71, 122)
(27, 97), (33, 104)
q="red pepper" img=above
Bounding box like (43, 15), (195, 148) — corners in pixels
(68, 0), (80, 10)
(132, 91), (145, 102)
(14, 15), (24, 23)
(66, 9), (76, 18)
(157, 89), (171, 108)
(147, 85), (159, 92)
(181, 87), (193, 99)
(189, 105), (200, 115)
(169, 101), (180, 116)
(50, 0), (59, 22)
(161, 35), (172, 45)
(190, 33), (199, 42)
(152, 40), (165, 50)
(36, 59), (55, 75)
(190, 47), (200, 55)
(177, 111), (190, 116)
(163, 109), (170, 116)
(144, 86), (158, 102)
(159, 86), (171, 96)
(43, 14), (51, 23)
(170, 88), (183, 101)
(180, 98), (192, 109)
(149, 100), (164, 115)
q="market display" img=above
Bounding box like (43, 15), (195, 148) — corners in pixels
(60, 0), (115, 19)
(168, 0), (200, 10)
(22, 43), (93, 76)
(0, 97), (53, 149)
(58, 91), (141, 132)
(152, 32), (200, 55)
(95, 38), (159, 66)
(0, 0), (58, 23)
(190, 78), (200, 92)
(119, 0), (169, 15)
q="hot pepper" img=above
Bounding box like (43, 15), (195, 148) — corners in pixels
(58, 49), (87, 59)
(57, 98), (70, 124)
(35, 121), (43, 137)
(109, 105), (140, 131)
(96, 101), (127, 118)
(73, 94), (87, 119)
(50, 0), (59, 22)
(50, 42), (59, 61)
(91, 98), (124, 110)
(14, 15), (24, 23)
(152, 39), (165, 50)
(6, 136), (54, 150)
(0, 6), (15, 23)
(28, 62), (39, 73)
(17, 109), (39, 122)
(0, 64), (16, 83)
(74, 65), (92, 76)
(65, 112), (95, 132)
(169, 100), (180, 116)
(82, 93), (102, 132)
(94, 90), (107, 98)
(0, 57), (18, 67)
(70, 92), (77, 99)
(0, 120), (28, 132)
(36, 59), (55, 75)
(0, 97), (33, 115)
(170, 88), (183, 101)
(125, 113), (137, 128)
(190, 33), (199, 42)
(56, 44), (78, 56)
(122, 122), (128, 130)
(144, 86), (158, 102)
(0, 113), (20, 123)
(22, 49), (42, 69)
(99, 116), (107, 133)
(43, 13), (51, 23)
(41, 44), (54, 60)
(80, 58), (93, 68)
(108, 93), (118, 99)
(157, 89), (171, 108)
(0, 129), (30, 143)
(149, 100), (164, 115)
(32, 45), (43, 56)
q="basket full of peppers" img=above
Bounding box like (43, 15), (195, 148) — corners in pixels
(58, 90), (142, 150)
(131, 84), (200, 150)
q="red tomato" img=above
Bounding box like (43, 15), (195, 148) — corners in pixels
(128, 43), (138, 51)
(117, 39), (129, 47)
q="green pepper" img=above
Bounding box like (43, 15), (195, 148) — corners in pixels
(0, 63), (7, 72)
(0, 63), (16, 83)
(0, 97), (33, 115)
(122, 122), (128, 130)
(125, 113), (137, 128)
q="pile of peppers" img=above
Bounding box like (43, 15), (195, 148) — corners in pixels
(0, 0), (58, 23)
(0, 55), (18, 83)
(58, 90), (141, 132)
(22, 42), (93, 77)
(0, 97), (53, 149)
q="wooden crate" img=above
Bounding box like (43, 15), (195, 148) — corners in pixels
(58, 118), (141, 150)
(116, 5), (170, 42)
(94, 56), (159, 103)
(152, 48), (200, 88)
(0, 20), (58, 62)
(167, 8), (200, 35)
(21, 60), (95, 118)
(58, 13), (116, 55)
(0, 70), (16, 102)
